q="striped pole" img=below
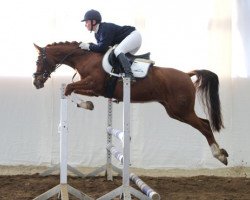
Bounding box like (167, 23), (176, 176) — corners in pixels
(107, 126), (124, 143)
(130, 173), (160, 200)
(106, 143), (124, 164)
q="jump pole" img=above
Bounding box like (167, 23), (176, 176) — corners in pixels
(33, 84), (93, 200)
(97, 77), (160, 200)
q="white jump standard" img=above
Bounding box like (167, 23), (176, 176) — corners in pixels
(97, 77), (160, 200)
(33, 77), (160, 199)
(33, 84), (93, 200)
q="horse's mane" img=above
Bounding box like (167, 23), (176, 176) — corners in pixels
(44, 41), (90, 57)
(47, 41), (80, 48)
(44, 41), (102, 57)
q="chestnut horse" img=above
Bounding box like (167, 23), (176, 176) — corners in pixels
(33, 41), (228, 165)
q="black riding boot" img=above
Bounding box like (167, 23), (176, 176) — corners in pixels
(117, 53), (136, 82)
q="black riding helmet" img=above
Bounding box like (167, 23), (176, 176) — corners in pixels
(81, 9), (102, 22)
(81, 9), (102, 29)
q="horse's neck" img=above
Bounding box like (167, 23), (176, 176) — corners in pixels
(48, 46), (102, 73)
(48, 46), (79, 67)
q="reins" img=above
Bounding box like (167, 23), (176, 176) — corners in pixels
(71, 71), (78, 83)
(54, 48), (79, 70)
(54, 48), (79, 83)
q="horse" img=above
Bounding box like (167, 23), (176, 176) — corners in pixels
(33, 41), (228, 165)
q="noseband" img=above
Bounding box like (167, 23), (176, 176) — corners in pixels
(33, 48), (56, 79)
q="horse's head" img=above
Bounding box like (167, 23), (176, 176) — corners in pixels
(33, 43), (57, 89)
(33, 42), (82, 89)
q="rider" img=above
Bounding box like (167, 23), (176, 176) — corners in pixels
(79, 9), (142, 82)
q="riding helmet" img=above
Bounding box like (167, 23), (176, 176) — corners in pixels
(81, 9), (102, 23)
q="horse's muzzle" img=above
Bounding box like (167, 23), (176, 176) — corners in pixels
(33, 78), (44, 89)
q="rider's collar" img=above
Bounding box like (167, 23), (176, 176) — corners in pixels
(94, 24), (100, 33)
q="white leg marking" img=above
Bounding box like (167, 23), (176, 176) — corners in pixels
(210, 143), (220, 157)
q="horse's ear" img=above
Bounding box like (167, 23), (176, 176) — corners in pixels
(33, 43), (42, 52)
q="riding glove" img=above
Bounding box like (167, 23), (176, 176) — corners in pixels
(79, 42), (90, 50)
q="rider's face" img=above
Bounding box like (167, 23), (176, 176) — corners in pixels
(85, 20), (97, 31)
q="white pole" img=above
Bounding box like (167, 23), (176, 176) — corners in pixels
(122, 77), (131, 199)
(59, 84), (68, 184)
(106, 98), (113, 180)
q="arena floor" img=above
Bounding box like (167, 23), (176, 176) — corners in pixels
(0, 166), (250, 200)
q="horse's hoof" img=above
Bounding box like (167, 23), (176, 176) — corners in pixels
(220, 157), (228, 166)
(86, 101), (94, 110)
(221, 148), (229, 157)
(112, 99), (120, 104)
(218, 149), (229, 165)
(77, 101), (94, 110)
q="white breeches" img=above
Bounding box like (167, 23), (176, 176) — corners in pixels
(114, 30), (142, 56)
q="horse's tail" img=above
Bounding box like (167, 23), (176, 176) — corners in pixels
(188, 70), (224, 132)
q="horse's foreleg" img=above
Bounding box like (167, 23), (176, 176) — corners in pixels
(69, 92), (94, 110)
(74, 89), (98, 97)
(65, 77), (96, 110)
(77, 100), (94, 110)
(72, 89), (99, 110)
(64, 77), (94, 96)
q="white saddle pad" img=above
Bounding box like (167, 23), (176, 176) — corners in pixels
(102, 47), (155, 78)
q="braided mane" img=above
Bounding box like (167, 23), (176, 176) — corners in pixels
(44, 41), (88, 57)
(47, 41), (80, 47)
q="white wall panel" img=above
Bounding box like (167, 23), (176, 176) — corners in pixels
(0, 76), (249, 169)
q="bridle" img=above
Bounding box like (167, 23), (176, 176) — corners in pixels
(33, 47), (79, 79)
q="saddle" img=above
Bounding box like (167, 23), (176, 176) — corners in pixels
(103, 46), (155, 98)
(103, 47), (155, 78)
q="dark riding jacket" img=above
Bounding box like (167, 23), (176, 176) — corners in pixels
(89, 22), (136, 53)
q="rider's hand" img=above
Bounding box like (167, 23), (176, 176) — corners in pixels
(79, 42), (90, 50)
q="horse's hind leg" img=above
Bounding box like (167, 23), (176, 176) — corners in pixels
(194, 117), (228, 164)
(162, 103), (228, 165)
(183, 114), (228, 165)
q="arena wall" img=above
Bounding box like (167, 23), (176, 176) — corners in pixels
(0, 76), (249, 169)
